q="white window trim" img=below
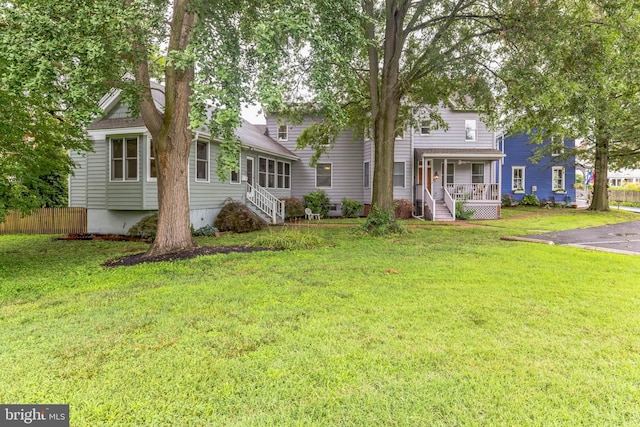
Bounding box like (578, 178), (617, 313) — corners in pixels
(551, 136), (565, 156)
(471, 163), (485, 184)
(552, 166), (566, 192)
(195, 141), (210, 183)
(258, 156), (267, 187)
(316, 162), (333, 189)
(147, 137), (157, 182)
(465, 120), (477, 142)
(267, 158), (276, 188)
(230, 154), (241, 184)
(512, 166), (525, 192)
(277, 160), (291, 189)
(393, 161), (406, 188)
(109, 135), (140, 183)
(420, 121), (430, 136)
(278, 124), (288, 142)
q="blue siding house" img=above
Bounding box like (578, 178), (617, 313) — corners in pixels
(500, 133), (576, 205)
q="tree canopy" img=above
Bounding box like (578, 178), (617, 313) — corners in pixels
(1, 0), (269, 254)
(498, 0), (640, 210)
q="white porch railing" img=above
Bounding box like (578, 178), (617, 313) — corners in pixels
(445, 183), (499, 201)
(246, 182), (285, 224)
(443, 187), (456, 221)
(424, 187), (436, 222)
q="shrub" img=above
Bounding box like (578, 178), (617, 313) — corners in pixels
(250, 228), (327, 250)
(341, 198), (364, 218)
(192, 224), (220, 236)
(394, 199), (413, 219)
(127, 213), (158, 239)
(214, 201), (267, 233)
(521, 194), (540, 206)
(455, 200), (475, 220)
(360, 205), (405, 236)
(284, 197), (305, 219)
(502, 193), (518, 207)
(303, 190), (330, 218)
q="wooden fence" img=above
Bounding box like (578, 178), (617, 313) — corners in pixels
(609, 190), (640, 204)
(0, 208), (87, 235)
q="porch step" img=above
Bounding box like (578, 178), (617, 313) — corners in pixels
(245, 202), (284, 225)
(433, 201), (455, 221)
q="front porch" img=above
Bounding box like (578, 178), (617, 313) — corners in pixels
(415, 149), (505, 221)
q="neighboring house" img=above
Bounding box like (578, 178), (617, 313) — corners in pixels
(500, 133), (576, 204)
(608, 168), (640, 186)
(269, 105), (504, 221)
(68, 87), (298, 234)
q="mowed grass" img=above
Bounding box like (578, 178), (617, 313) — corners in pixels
(1, 208), (640, 426)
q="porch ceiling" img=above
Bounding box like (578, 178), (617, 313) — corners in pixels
(415, 148), (505, 159)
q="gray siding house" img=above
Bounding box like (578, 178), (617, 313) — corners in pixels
(268, 106), (504, 220)
(69, 88), (298, 234)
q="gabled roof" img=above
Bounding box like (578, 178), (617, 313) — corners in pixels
(88, 86), (297, 161)
(236, 119), (298, 161)
(415, 148), (505, 159)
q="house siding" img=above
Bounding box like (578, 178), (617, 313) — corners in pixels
(86, 139), (108, 209)
(69, 150), (88, 208)
(270, 117), (365, 213)
(501, 133), (576, 203)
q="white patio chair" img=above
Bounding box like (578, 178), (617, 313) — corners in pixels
(304, 208), (321, 220)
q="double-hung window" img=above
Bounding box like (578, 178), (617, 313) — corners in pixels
(465, 120), (477, 141)
(258, 157), (267, 187)
(111, 136), (138, 181)
(512, 167), (525, 191)
(277, 161), (290, 189)
(445, 162), (455, 184)
(148, 139), (157, 180)
(230, 155), (241, 184)
(196, 141), (209, 182)
(552, 167), (565, 191)
(471, 163), (484, 183)
(316, 163), (332, 188)
(278, 125), (288, 141)
(393, 162), (405, 187)
(420, 121), (430, 136)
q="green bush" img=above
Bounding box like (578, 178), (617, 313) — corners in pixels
(521, 194), (540, 206)
(127, 213), (158, 239)
(192, 224), (220, 236)
(250, 228), (327, 250)
(360, 205), (405, 236)
(341, 198), (364, 218)
(214, 201), (267, 233)
(394, 199), (413, 219)
(303, 190), (330, 218)
(455, 200), (475, 220)
(284, 197), (305, 219)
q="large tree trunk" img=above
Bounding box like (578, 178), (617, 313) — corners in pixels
(137, 0), (197, 256)
(589, 136), (610, 211)
(368, 0), (407, 213)
(371, 99), (401, 211)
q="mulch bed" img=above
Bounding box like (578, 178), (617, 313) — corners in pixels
(58, 233), (278, 267)
(103, 245), (277, 268)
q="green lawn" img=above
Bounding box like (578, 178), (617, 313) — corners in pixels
(1, 208), (640, 426)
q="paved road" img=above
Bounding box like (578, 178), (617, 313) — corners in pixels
(519, 221), (640, 255)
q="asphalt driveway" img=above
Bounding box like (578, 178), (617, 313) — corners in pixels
(507, 221), (640, 256)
